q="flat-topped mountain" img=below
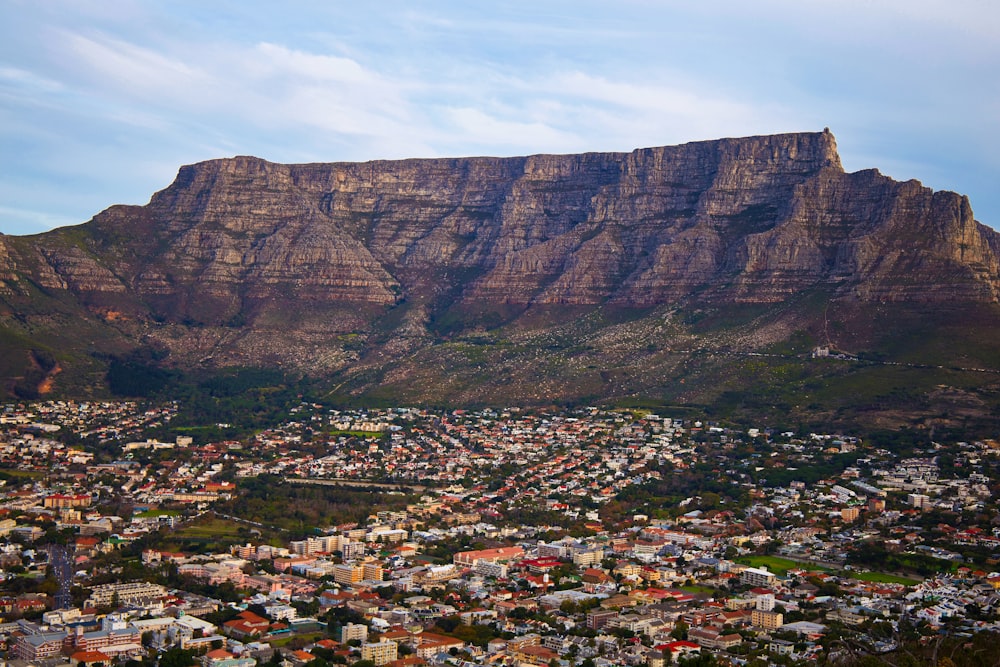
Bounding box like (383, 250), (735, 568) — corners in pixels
(2, 130), (999, 429)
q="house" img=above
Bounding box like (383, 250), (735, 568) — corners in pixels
(509, 644), (560, 665)
(414, 633), (465, 659)
(284, 650), (316, 667)
(202, 648), (257, 667)
(657, 640), (701, 660)
(223, 611), (271, 640)
(687, 628), (742, 650)
(387, 657), (427, 667)
(453, 546), (524, 567)
(71, 650), (112, 667)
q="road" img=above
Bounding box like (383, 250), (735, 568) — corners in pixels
(45, 544), (74, 609)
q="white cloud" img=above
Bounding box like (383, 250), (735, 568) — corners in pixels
(444, 107), (581, 152)
(44, 29), (421, 151)
(545, 72), (786, 136)
(236, 43), (416, 137)
(0, 66), (64, 93)
(0, 206), (81, 234)
(61, 31), (210, 98)
(252, 43), (371, 84)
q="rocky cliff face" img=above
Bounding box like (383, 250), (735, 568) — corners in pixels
(1, 130), (999, 408)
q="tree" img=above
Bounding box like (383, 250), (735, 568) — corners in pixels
(159, 648), (196, 667)
(434, 615), (462, 633)
(560, 599), (579, 615)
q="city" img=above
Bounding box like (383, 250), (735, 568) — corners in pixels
(1, 400), (999, 667)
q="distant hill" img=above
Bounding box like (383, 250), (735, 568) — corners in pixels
(2, 130), (999, 432)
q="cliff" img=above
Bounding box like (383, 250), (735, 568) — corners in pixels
(1, 130), (999, 425)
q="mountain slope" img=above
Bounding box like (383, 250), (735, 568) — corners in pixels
(1, 130), (999, 428)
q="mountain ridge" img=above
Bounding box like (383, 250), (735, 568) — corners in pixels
(1, 129), (999, 429)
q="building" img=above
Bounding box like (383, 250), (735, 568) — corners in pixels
(754, 592), (775, 611)
(340, 623), (369, 643)
(414, 633), (465, 659)
(658, 641), (701, 661)
(769, 639), (795, 656)
(341, 540), (365, 560)
(572, 548), (605, 567)
(740, 567), (776, 587)
(688, 628), (742, 650)
(841, 507), (861, 522)
(286, 650), (316, 666)
(586, 609), (619, 630)
(44, 493), (92, 509)
(453, 546), (524, 567)
(14, 631), (69, 661)
(71, 650), (113, 667)
(360, 641), (398, 666)
(85, 582), (167, 608)
(332, 564), (364, 586)
(71, 625), (143, 658)
(752, 609), (784, 630)
(510, 644), (560, 665)
(472, 560), (507, 578)
(362, 562), (384, 581)
(223, 611), (270, 640)
(202, 649), (257, 667)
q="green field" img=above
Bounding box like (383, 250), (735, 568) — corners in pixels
(735, 556), (919, 585)
(269, 633), (326, 647)
(735, 556), (820, 576)
(159, 516), (249, 552)
(326, 429), (384, 438)
(736, 556), (804, 577)
(0, 468), (46, 480)
(679, 585), (716, 595)
(135, 509), (180, 518)
(174, 517), (243, 539)
(842, 571), (921, 586)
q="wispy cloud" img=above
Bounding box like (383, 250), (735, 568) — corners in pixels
(61, 31), (211, 100)
(251, 43), (373, 84)
(0, 66), (64, 94)
(443, 107), (581, 151)
(0, 206), (81, 234)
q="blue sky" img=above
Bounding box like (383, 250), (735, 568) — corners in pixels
(2, 0), (998, 236)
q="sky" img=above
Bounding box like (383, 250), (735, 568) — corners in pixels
(1, 0), (999, 236)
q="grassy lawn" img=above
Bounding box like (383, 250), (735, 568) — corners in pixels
(155, 516), (248, 552)
(174, 517), (244, 540)
(736, 556), (919, 585)
(326, 429), (384, 438)
(735, 556), (813, 576)
(679, 585), (716, 595)
(0, 468), (46, 480)
(268, 632), (326, 647)
(842, 571), (921, 586)
(135, 509), (181, 518)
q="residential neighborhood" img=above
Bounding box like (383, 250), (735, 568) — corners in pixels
(1, 400), (999, 667)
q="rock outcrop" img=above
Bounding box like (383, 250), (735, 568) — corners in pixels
(1, 129), (999, 407)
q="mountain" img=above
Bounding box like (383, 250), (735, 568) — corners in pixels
(2, 130), (1000, 430)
